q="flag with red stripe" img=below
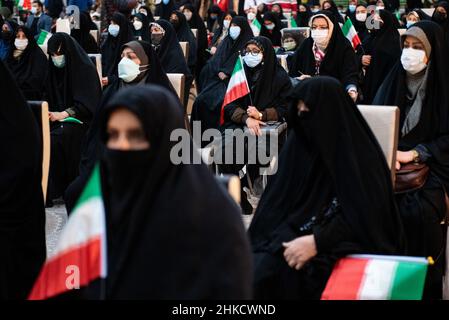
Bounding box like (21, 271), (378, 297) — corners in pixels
(342, 18), (361, 49)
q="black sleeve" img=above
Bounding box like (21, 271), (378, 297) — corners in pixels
(340, 46), (359, 89)
(313, 214), (353, 254)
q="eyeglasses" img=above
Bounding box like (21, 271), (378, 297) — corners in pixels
(244, 49), (262, 56)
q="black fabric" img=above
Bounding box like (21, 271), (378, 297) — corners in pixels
(71, 12), (99, 54)
(350, 5), (369, 42)
(64, 41), (176, 213)
(373, 20), (449, 300)
(100, 12), (134, 79)
(155, 0), (175, 20)
(132, 13), (150, 42)
(295, 5), (312, 27)
(271, 4), (287, 20)
(170, 10), (197, 69)
(322, 0), (344, 24)
(260, 12), (282, 47)
(0, 60), (46, 300)
(360, 10), (401, 104)
(432, 1), (449, 46)
(210, 11), (237, 47)
(289, 11), (358, 89)
(75, 85), (253, 299)
(5, 26), (47, 100)
(207, 5), (224, 32)
(137, 5), (155, 23)
(249, 76), (406, 298)
(191, 16), (253, 134)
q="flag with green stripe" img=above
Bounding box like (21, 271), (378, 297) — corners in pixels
(342, 18), (361, 49)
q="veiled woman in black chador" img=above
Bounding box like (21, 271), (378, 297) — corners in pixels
(249, 76), (406, 299)
(373, 21), (449, 299)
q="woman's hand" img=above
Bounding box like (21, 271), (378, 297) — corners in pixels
(210, 46), (217, 55)
(362, 55), (371, 67)
(101, 77), (109, 86)
(247, 106), (261, 119)
(282, 235), (317, 270)
(297, 74), (311, 81)
(246, 117), (265, 136)
(395, 150), (416, 170)
(49, 111), (69, 122)
(218, 72), (228, 80)
(348, 89), (358, 102)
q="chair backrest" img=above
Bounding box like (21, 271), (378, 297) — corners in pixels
(276, 54), (289, 72)
(421, 8), (435, 17)
(89, 29), (99, 44)
(215, 175), (241, 204)
(281, 27), (310, 39)
(191, 28), (198, 39)
(357, 105), (400, 183)
(179, 41), (189, 62)
(88, 53), (102, 84)
(167, 73), (186, 103)
(27, 101), (51, 202)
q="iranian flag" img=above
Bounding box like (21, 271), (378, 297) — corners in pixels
(16, 0), (31, 10)
(342, 18), (361, 49)
(37, 30), (52, 46)
(220, 56), (250, 125)
(28, 164), (107, 300)
(252, 18), (262, 34)
(215, 0), (228, 12)
(289, 16), (298, 28)
(321, 255), (430, 300)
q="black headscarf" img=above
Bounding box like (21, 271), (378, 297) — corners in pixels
(0, 60), (46, 299)
(350, 4), (369, 41)
(207, 5), (224, 32)
(260, 11), (282, 47)
(432, 1), (449, 45)
(132, 13), (150, 42)
(210, 11), (237, 46)
(289, 11), (358, 89)
(47, 33), (101, 118)
(155, 0), (175, 20)
(71, 12), (99, 54)
(295, 5), (312, 27)
(100, 12), (134, 78)
(151, 19), (191, 75)
(81, 85), (253, 299)
(373, 21), (449, 191)
(249, 76), (406, 257)
(170, 10), (197, 68)
(6, 26), (48, 100)
(271, 4), (287, 20)
(322, 0), (344, 24)
(361, 9), (401, 104)
(183, 3), (208, 77)
(138, 5), (155, 22)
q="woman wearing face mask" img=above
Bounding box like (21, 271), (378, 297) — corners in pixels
(64, 40), (177, 213)
(246, 7), (262, 37)
(149, 20), (193, 107)
(170, 10), (197, 76)
(432, 1), (449, 45)
(63, 85), (253, 299)
(132, 12), (150, 42)
(44, 33), (101, 205)
(210, 11), (237, 55)
(137, 5), (155, 22)
(183, 3), (209, 83)
(345, 0), (357, 22)
(70, 11), (99, 54)
(5, 26), (47, 100)
(260, 12), (282, 47)
(373, 21), (449, 299)
(191, 16), (253, 139)
(359, 10), (400, 104)
(0, 60), (46, 300)
(289, 12), (359, 102)
(321, 0), (344, 24)
(100, 12), (134, 87)
(271, 3), (287, 20)
(207, 5), (224, 33)
(0, 15), (14, 61)
(295, 4), (312, 28)
(218, 37), (292, 211)
(249, 76), (406, 299)
(155, 0), (175, 20)
(405, 10), (429, 29)
(350, 4), (369, 42)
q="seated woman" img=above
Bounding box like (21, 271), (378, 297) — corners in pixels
(207, 5), (224, 33)
(191, 16), (253, 138)
(271, 3), (287, 20)
(5, 26), (47, 100)
(218, 36), (292, 213)
(44, 33), (101, 203)
(137, 5), (155, 22)
(321, 0), (344, 24)
(351, 4), (369, 42)
(64, 40), (176, 213)
(132, 13), (150, 42)
(100, 12), (134, 87)
(295, 4), (312, 27)
(0, 60), (46, 300)
(373, 21), (449, 299)
(359, 10), (401, 104)
(249, 76), (406, 299)
(209, 11), (237, 55)
(405, 9), (430, 28)
(70, 11), (99, 54)
(289, 11), (359, 102)
(69, 85), (253, 299)
(150, 20), (193, 107)
(260, 12), (282, 47)
(169, 10), (197, 76)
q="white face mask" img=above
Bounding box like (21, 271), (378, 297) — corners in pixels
(184, 12), (192, 21)
(243, 52), (263, 68)
(377, 6), (385, 10)
(401, 48), (427, 75)
(356, 12), (367, 22)
(247, 12), (256, 20)
(118, 57), (142, 82)
(406, 20), (415, 28)
(223, 20), (231, 29)
(108, 24), (120, 37)
(51, 55), (66, 68)
(283, 40), (296, 51)
(311, 29), (329, 46)
(229, 26), (241, 40)
(14, 38), (28, 50)
(265, 23), (275, 30)
(133, 20), (143, 30)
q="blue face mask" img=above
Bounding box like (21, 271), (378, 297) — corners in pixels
(108, 24), (120, 37)
(229, 26), (241, 40)
(349, 4), (356, 12)
(51, 55), (66, 68)
(406, 20), (415, 28)
(210, 15), (217, 20)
